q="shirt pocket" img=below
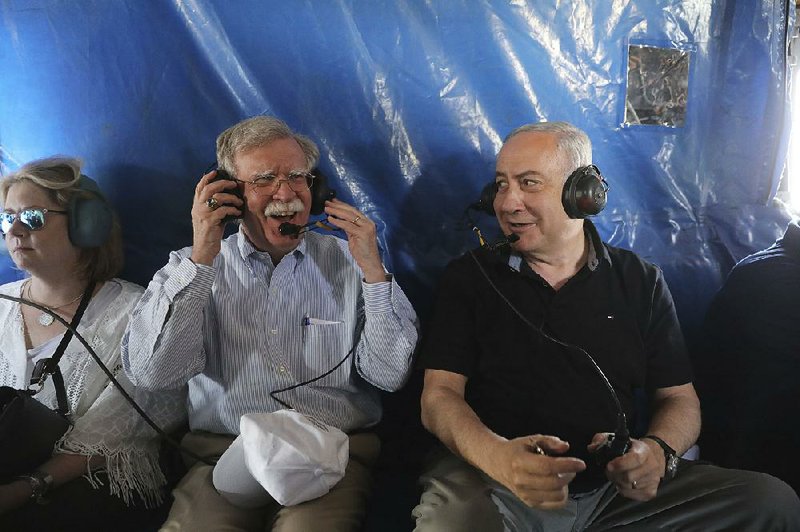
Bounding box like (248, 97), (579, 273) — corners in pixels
(301, 320), (352, 386)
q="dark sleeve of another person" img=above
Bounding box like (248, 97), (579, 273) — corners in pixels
(695, 258), (800, 491)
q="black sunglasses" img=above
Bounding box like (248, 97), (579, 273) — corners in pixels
(0, 208), (68, 234)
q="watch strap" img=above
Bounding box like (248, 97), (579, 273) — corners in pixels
(642, 435), (678, 480)
(642, 434), (675, 455)
(16, 470), (54, 503)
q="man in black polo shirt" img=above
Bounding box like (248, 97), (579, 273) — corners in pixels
(412, 122), (800, 531)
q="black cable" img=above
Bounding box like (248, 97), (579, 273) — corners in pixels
(269, 317), (364, 410)
(0, 293), (216, 466)
(463, 206), (488, 247)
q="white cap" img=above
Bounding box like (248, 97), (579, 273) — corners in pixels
(213, 410), (349, 507)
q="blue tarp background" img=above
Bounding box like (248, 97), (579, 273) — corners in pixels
(1, 0), (795, 345)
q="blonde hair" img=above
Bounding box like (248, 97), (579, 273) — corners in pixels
(0, 156), (124, 282)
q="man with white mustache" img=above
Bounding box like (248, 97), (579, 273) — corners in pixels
(122, 116), (419, 531)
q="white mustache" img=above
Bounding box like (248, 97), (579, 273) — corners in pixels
(263, 198), (304, 217)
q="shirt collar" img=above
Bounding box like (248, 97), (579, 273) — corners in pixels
(507, 219), (609, 273)
(236, 227), (308, 265)
(584, 219), (610, 271)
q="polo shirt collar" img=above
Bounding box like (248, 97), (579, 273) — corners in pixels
(584, 219), (611, 270)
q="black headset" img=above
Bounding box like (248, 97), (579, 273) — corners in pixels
(475, 164), (609, 219)
(308, 167), (336, 215)
(68, 175), (113, 248)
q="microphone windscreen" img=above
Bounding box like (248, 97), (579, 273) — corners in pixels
(506, 234), (520, 244)
(278, 223), (302, 236)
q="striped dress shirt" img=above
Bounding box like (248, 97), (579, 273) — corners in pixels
(122, 230), (419, 435)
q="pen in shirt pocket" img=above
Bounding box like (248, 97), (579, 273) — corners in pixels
(301, 314), (342, 341)
(302, 316), (342, 326)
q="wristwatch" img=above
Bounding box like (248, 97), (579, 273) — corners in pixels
(16, 470), (54, 503)
(643, 435), (679, 481)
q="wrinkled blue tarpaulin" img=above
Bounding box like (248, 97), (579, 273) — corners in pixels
(0, 1), (795, 344)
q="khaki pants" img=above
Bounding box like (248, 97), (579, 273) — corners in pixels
(161, 431), (380, 532)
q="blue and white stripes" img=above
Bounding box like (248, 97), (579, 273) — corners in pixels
(122, 230), (419, 435)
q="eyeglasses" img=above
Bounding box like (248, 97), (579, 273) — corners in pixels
(0, 208), (68, 234)
(236, 171), (315, 193)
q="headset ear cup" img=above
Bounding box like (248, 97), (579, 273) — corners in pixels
(562, 170), (581, 219)
(477, 182), (497, 216)
(310, 169), (336, 215)
(561, 165), (608, 219)
(68, 176), (113, 248)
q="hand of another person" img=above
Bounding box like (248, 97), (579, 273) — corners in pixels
(492, 435), (586, 510)
(190, 170), (243, 265)
(588, 433), (664, 501)
(323, 198), (386, 283)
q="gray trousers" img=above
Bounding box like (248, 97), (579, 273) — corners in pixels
(412, 449), (800, 532)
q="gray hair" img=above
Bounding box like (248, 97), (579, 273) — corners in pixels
(216, 116), (320, 176)
(0, 156), (124, 283)
(504, 121), (592, 175)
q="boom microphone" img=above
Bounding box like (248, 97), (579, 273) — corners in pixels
(278, 221), (314, 237)
(485, 233), (520, 251)
(279, 219), (339, 238)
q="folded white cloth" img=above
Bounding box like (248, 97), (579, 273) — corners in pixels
(213, 410), (349, 507)
(213, 436), (270, 508)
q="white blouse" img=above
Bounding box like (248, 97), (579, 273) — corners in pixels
(0, 278), (186, 506)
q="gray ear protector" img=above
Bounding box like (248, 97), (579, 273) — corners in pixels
(475, 164), (608, 219)
(68, 175), (113, 248)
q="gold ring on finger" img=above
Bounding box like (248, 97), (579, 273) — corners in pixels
(206, 197), (220, 211)
(352, 216), (362, 224)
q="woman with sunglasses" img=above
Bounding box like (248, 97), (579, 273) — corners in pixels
(0, 157), (183, 531)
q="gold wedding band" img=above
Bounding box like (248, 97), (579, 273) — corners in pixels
(352, 216), (362, 224)
(206, 197), (220, 211)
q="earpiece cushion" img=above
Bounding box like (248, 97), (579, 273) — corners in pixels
(310, 169), (336, 215)
(477, 182), (498, 216)
(68, 176), (113, 248)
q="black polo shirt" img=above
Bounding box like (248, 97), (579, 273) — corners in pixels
(421, 220), (692, 492)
